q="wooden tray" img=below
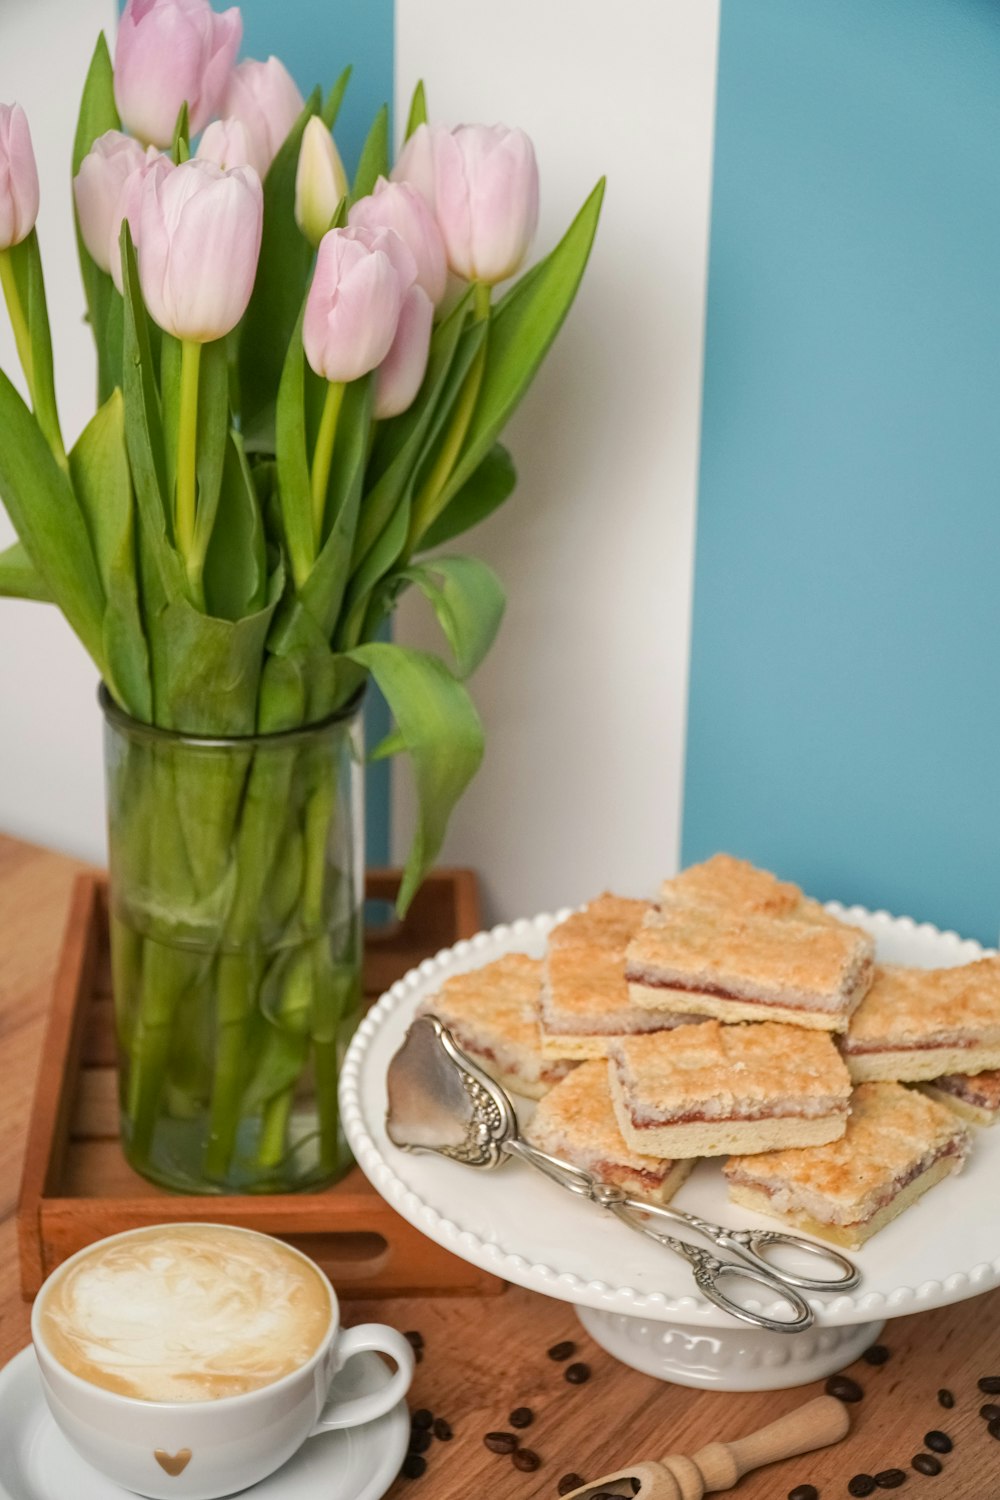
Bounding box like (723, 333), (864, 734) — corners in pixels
(17, 869), (504, 1302)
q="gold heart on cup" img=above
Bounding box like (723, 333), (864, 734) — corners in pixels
(154, 1450), (192, 1477)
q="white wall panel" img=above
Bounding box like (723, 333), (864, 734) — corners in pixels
(393, 0), (720, 920)
(0, 0), (117, 861)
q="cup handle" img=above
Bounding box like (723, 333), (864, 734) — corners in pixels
(310, 1324), (414, 1433)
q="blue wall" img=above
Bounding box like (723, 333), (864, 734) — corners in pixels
(683, 0), (1000, 943)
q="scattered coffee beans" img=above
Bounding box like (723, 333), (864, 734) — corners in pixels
(401, 1454), (427, 1479)
(565, 1362), (591, 1384)
(980, 1403), (1000, 1421)
(863, 1344), (890, 1366)
(923, 1432), (952, 1454)
(788, 1486), (819, 1500)
(874, 1471), (906, 1489)
(557, 1476), (585, 1497)
(408, 1429), (431, 1455)
(512, 1448), (541, 1472)
(411, 1408), (433, 1430)
(911, 1454), (942, 1476)
(848, 1477), (876, 1497)
(548, 1340), (577, 1362)
(825, 1374), (864, 1403)
(404, 1331), (424, 1350)
(432, 1417), (453, 1442)
(979, 1376), (1000, 1394)
(988, 1418), (1000, 1442)
(484, 1432), (518, 1454)
(509, 1406), (534, 1428)
(936, 1389), (954, 1409)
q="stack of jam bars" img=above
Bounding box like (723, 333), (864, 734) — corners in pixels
(418, 855), (993, 1248)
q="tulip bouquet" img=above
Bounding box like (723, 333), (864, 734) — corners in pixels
(0, 0), (602, 1193)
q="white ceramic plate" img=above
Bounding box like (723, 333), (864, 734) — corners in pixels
(341, 903), (1000, 1331)
(0, 1347), (409, 1500)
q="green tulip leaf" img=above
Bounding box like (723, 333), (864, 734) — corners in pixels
(301, 375), (373, 637)
(0, 539), (50, 602)
(4, 231), (64, 462)
(275, 300), (315, 590)
(322, 65), (352, 129)
(239, 88), (322, 432)
(404, 81), (427, 142)
(190, 337), (234, 582)
(420, 442), (517, 549)
(344, 641), (484, 913)
(203, 430), (268, 621)
(71, 389), (151, 720)
(0, 371), (105, 668)
(72, 33), (123, 403)
(351, 103), (390, 203)
(395, 555), (506, 679)
(171, 102), (190, 164)
(437, 178), (605, 514)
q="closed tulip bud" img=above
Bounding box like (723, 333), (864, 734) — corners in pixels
(390, 122), (440, 212)
(114, 0), (241, 148)
(432, 123), (539, 285)
(303, 226), (407, 384)
(136, 158), (262, 341)
(196, 117), (255, 172)
(294, 116), (348, 248)
(375, 284), (433, 419)
(74, 130), (149, 274)
(108, 151), (173, 294)
(0, 104), (39, 250)
(349, 176), (447, 305)
(223, 57), (303, 180)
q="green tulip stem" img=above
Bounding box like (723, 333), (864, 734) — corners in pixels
(0, 243), (67, 470)
(176, 338), (202, 601)
(0, 248), (33, 394)
(406, 280), (491, 553)
(311, 379), (345, 551)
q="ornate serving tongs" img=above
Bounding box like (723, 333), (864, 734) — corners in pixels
(385, 1016), (860, 1334)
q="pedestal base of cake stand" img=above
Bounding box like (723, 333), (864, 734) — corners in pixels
(577, 1307), (885, 1391)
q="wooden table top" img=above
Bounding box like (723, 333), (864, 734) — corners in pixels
(2, 832), (999, 1500)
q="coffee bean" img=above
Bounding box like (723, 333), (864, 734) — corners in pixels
(509, 1406), (534, 1429)
(411, 1409), (433, 1430)
(557, 1476), (585, 1497)
(936, 1388), (954, 1409)
(989, 1418), (1000, 1442)
(565, 1362), (591, 1384)
(923, 1432), (952, 1454)
(788, 1486), (819, 1500)
(980, 1403), (1000, 1421)
(432, 1417), (453, 1442)
(548, 1340), (577, 1362)
(401, 1454), (427, 1479)
(408, 1429), (431, 1455)
(979, 1376), (1000, 1394)
(512, 1448), (541, 1472)
(825, 1374), (864, 1403)
(911, 1453), (942, 1476)
(875, 1472), (907, 1489)
(848, 1478), (876, 1498)
(404, 1330), (424, 1349)
(484, 1432), (517, 1454)
(864, 1344), (891, 1366)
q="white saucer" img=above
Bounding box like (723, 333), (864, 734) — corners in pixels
(0, 1347), (409, 1500)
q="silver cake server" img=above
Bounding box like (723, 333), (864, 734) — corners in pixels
(385, 1015), (860, 1334)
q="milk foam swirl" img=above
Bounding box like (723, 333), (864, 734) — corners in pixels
(39, 1226), (331, 1402)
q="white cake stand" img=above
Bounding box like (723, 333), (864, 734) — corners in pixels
(340, 904), (1000, 1392)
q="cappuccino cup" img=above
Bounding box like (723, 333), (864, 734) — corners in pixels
(30, 1223), (414, 1499)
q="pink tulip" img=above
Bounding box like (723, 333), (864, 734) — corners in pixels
(432, 124), (539, 285)
(0, 104), (39, 250)
(114, 0), (241, 148)
(374, 284), (433, 419)
(390, 123), (438, 212)
(196, 117), (255, 172)
(303, 226), (407, 384)
(108, 151), (173, 294)
(222, 57), (303, 179)
(349, 177), (447, 305)
(135, 158), (262, 340)
(74, 131), (149, 274)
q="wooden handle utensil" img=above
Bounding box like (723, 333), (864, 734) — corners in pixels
(561, 1394), (850, 1499)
